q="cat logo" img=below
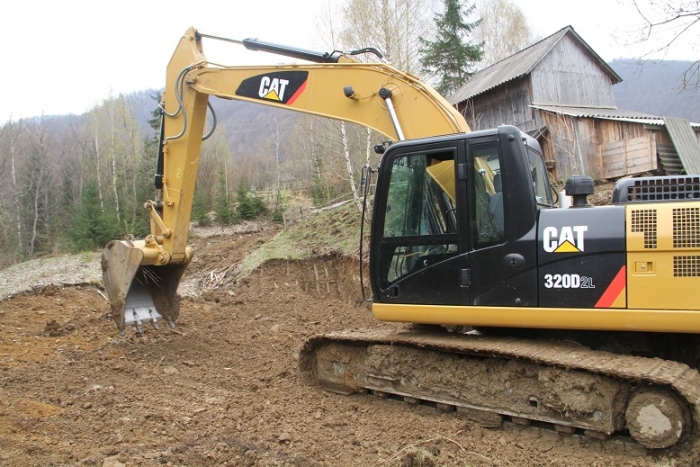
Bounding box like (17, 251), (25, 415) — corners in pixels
(543, 226), (588, 253)
(235, 71), (308, 105)
(258, 76), (290, 101)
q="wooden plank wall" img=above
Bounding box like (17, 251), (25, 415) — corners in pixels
(600, 134), (657, 178)
(539, 111), (593, 181)
(459, 77), (537, 132)
(537, 112), (657, 180)
(531, 36), (616, 107)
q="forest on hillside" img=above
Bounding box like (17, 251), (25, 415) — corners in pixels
(611, 59), (700, 122)
(0, 91), (380, 270)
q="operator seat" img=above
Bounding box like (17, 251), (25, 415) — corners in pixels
(488, 173), (504, 237)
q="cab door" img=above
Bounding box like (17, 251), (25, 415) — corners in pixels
(462, 130), (539, 307)
(370, 139), (469, 305)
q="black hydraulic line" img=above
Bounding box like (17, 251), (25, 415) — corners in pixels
(163, 66), (193, 143)
(347, 47), (383, 59)
(202, 101), (217, 141)
(154, 112), (165, 190)
(359, 166), (375, 303)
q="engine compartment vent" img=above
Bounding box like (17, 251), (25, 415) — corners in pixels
(673, 207), (700, 248)
(631, 209), (658, 249)
(674, 255), (700, 276)
(613, 175), (700, 204)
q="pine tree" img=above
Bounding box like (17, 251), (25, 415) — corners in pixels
(67, 183), (121, 252)
(236, 182), (267, 221)
(191, 189), (211, 226)
(419, 0), (483, 96)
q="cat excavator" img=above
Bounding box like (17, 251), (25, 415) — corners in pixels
(102, 28), (700, 457)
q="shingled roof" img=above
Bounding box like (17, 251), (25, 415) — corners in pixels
(448, 26), (622, 105)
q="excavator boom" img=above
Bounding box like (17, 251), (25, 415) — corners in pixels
(102, 27), (468, 333)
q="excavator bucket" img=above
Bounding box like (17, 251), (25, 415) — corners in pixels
(101, 240), (189, 335)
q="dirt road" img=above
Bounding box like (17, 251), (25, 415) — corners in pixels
(0, 228), (673, 466)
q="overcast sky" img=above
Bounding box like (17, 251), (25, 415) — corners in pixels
(1, 0), (696, 123)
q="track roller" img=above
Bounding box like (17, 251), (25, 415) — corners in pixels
(625, 387), (691, 449)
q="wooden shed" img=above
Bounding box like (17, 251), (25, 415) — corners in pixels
(449, 26), (700, 180)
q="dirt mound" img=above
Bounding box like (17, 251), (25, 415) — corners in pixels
(0, 228), (664, 466)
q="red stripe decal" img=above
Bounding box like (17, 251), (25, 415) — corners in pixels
(286, 80), (307, 105)
(594, 265), (626, 308)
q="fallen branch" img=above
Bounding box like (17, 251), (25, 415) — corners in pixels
(380, 432), (492, 464)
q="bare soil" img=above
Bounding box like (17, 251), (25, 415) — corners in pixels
(0, 225), (675, 466)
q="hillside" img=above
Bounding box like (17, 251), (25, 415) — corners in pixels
(19, 60), (700, 143)
(35, 89), (301, 155)
(610, 59), (700, 122)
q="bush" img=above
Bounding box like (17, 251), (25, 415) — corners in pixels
(236, 185), (268, 220)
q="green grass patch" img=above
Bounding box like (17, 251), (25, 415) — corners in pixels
(240, 201), (363, 276)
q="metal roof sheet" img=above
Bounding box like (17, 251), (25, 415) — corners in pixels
(664, 117), (700, 174)
(530, 104), (659, 120)
(531, 104), (700, 128)
(448, 26), (621, 105)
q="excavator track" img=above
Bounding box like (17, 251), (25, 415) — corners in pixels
(299, 329), (700, 457)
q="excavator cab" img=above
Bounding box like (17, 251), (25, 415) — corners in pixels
(369, 126), (553, 309)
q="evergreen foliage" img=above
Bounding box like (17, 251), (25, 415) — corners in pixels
(419, 0), (483, 96)
(67, 183), (122, 252)
(236, 183), (267, 220)
(0, 200), (16, 268)
(191, 189), (212, 226)
(310, 155), (330, 206)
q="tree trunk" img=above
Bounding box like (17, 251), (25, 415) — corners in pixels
(95, 128), (105, 213)
(110, 106), (121, 224)
(10, 140), (21, 254)
(341, 121), (362, 213)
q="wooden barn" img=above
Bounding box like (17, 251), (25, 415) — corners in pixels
(449, 26), (700, 180)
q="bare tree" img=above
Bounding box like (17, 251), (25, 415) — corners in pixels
(0, 119), (24, 256)
(20, 117), (55, 258)
(473, 0), (534, 67)
(629, 0), (700, 90)
(311, 1), (435, 214)
(340, 0), (437, 74)
(340, 121), (364, 212)
(87, 94), (145, 232)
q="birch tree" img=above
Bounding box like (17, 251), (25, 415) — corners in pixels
(19, 118), (54, 258)
(313, 1), (437, 213)
(473, 0), (534, 67)
(340, 0), (437, 73)
(88, 94), (146, 233)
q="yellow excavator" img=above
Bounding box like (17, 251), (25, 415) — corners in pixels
(102, 28), (700, 457)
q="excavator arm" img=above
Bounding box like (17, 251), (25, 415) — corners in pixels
(102, 27), (469, 333)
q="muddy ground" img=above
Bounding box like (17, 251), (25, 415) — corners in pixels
(0, 226), (677, 466)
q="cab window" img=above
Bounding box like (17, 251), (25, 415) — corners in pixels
(378, 150), (459, 287)
(471, 142), (505, 246)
